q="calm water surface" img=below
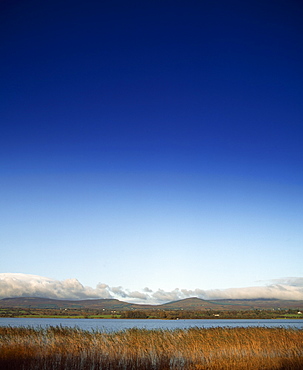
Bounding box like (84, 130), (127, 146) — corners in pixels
(1, 318), (303, 332)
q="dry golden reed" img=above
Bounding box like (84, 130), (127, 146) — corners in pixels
(0, 325), (302, 369)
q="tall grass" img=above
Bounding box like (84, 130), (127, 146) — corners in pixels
(0, 326), (302, 369)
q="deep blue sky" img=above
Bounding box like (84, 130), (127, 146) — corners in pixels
(1, 0), (303, 300)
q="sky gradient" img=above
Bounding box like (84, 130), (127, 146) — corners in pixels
(1, 0), (303, 303)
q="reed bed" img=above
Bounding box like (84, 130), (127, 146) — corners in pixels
(0, 325), (302, 369)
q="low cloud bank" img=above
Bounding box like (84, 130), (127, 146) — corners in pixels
(1, 273), (303, 304)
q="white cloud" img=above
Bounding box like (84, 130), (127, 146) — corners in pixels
(265, 277), (303, 287)
(202, 284), (303, 300)
(152, 289), (183, 302)
(1, 273), (303, 303)
(110, 286), (129, 298)
(0, 273), (112, 300)
(128, 291), (148, 300)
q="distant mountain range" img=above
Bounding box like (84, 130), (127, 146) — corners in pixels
(1, 297), (303, 310)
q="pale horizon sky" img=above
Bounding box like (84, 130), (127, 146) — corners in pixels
(1, 0), (302, 302)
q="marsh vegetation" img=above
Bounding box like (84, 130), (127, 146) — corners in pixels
(0, 325), (303, 369)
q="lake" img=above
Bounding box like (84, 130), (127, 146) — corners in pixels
(1, 318), (303, 332)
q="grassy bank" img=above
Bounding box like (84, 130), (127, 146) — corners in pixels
(1, 314), (121, 319)
(1, 307), (303, 319)
(0, 326), (302, 369)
